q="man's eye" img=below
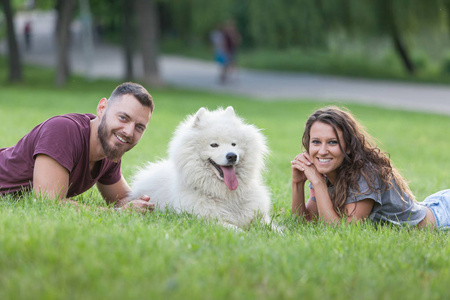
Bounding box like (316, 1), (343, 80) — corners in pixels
(210, 143), (219, 148)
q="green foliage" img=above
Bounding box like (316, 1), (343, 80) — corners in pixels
(156, 0), (448, 49)
(155, 0), (450, 78)
(442, 52), (450, 74)
(0, 61), (450, 299)
(89, 0), (126, 43)
(247, 0), (327, 48)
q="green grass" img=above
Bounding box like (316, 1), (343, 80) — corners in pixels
(1, 61), (450, 299)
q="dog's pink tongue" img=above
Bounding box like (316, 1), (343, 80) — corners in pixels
(221, 166), (238, 190)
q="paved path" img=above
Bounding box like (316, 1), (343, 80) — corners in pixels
(2, 11), (450, 116)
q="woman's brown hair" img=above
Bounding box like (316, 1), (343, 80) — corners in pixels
(302, 106), (415, 214)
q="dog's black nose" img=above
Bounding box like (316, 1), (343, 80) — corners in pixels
(226, 152), (237, 163)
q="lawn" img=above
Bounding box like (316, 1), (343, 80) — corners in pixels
(0, 65), (449, 299)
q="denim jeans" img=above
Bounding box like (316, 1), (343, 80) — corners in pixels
(421, 189), (450, 230)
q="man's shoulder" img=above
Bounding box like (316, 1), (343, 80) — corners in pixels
(32, 114), (95, 171)
(39, 113), (95, 134)
(46, 113), (95, 126)
(34, 113), (95, 145)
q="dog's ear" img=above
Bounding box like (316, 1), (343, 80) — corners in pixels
(194, 107), (207, 126)
(225, 106), (235, 117)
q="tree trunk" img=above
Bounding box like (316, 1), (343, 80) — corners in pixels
(55, 0), (76, 87)
(1, 0), (22, 82)
(390, 27), (415, 74)
(135, 0), (163, 86)
(381, 0), (415, 75)
(122, 0), (134, 81)
(444, 0), (450, 33)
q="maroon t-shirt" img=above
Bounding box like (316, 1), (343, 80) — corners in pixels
(0, 113), (122, 197)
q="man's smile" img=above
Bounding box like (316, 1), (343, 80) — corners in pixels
(114, 133), (129, 144)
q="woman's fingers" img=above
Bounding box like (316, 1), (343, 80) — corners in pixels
(293, 151), (313, 166)
(302, 151), (313, 164)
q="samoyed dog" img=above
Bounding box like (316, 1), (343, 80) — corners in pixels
(130, 106), (275, 231)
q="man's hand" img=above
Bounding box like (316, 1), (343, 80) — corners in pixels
(118, 195), (155, 213)
(97, 178), (155, 213)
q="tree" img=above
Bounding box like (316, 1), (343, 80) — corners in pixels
(0, 0), (22, 82)
(54, 0), (76, 86)
(122, 0), (135, 81)
(89, 0), (162, 85)
(135, 0), (163, 86)
(376, 0), (415, 74)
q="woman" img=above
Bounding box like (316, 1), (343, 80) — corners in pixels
(291, 106), (449, 229)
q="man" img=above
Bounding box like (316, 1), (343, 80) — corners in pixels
(0, 82), (154, 212)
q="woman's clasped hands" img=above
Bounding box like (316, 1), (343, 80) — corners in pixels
(291, 151), (325, 186)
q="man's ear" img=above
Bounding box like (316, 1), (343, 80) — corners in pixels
(97, 98), (108, 117)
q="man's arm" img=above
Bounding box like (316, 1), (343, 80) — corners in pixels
(97, 177), (154, 212)
(33, 154), (70, 200)
(33, 154), (153, 212)
(96, 175), (130, 206)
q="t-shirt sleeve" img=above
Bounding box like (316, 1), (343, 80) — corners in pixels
(309, 176), (383, 205)
(345, 176), (382, 205)
(33, 117), (84, 172)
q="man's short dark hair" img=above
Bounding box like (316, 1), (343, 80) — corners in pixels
(109, 82), (155, 112)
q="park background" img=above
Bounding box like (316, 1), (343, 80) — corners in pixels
(1, 0), (450, 299)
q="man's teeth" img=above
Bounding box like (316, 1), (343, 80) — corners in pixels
(318, 158), (331, 163)
(115, 134), (127, 143)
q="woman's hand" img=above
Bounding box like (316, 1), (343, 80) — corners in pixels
(291, 151), (325, 186)
(291, 152), (309, 184)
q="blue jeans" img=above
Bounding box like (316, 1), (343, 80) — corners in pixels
(421, 189), (450, 230)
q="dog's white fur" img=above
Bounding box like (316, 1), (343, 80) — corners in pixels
(129, 106), (273, 230)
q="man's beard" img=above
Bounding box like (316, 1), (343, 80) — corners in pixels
(98, 118), (131, 163)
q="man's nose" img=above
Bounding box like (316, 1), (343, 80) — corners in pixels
(123, 122), (134, 136)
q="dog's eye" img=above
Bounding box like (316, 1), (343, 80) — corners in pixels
(231, 143), (236, 146)
(210, 143), (219, 148)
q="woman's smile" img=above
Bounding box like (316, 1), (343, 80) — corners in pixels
(309, 121), (346, 183)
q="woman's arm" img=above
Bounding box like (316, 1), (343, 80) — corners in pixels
(313, 181), (374, 224)
(292, 152), (374, 224)
(291, 181), (319, 220)
(291, 153), (319, 220)
(311, 180), (340, 224)
(343, 199), (374, 223)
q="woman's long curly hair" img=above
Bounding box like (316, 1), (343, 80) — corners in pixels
(302, 106), (415, 214)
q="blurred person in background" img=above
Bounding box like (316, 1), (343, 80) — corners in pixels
(223, 19), (241, 81)
(210, 22), (229, 84)
(24, 20), (32, 50)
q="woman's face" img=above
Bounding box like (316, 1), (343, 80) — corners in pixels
(308, 121), (347, 184)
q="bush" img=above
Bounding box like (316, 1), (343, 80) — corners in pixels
(441, 53), (450, 74)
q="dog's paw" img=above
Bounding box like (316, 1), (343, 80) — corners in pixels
(271, 224), (286, 236)
(221, 222), (244, 233)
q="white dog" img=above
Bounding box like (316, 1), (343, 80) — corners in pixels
(129, 106), (275, 231)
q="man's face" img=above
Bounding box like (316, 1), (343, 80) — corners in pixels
(98, 94), (152, 162)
